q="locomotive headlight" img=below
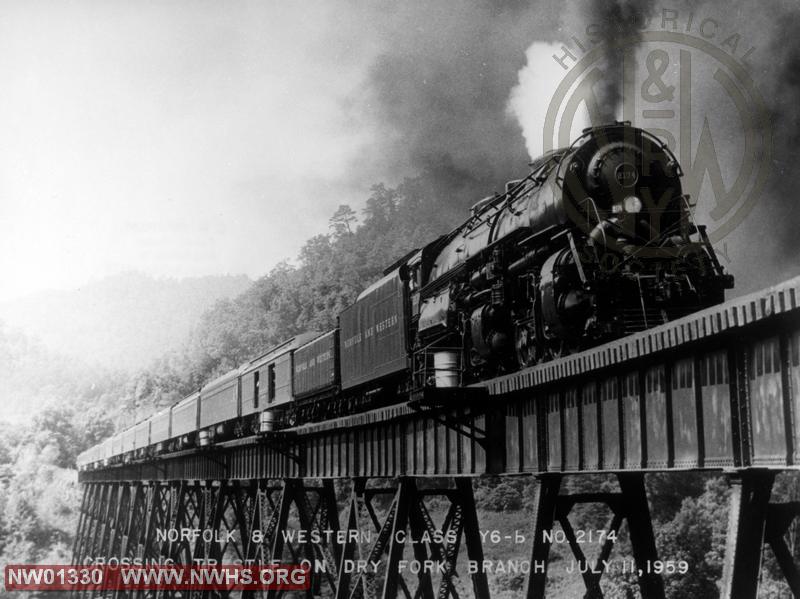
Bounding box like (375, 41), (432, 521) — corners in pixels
(623, 195), (643, 213)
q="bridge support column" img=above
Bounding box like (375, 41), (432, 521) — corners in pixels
(720, 471), (774, 599)
(71, 483), (94, 566)
(526, 475), (561, 599)
(765, 500), (800, 597)
(526, 473), (665, 599)
(721, 471), (800, 599)
(617, 473), (665, 599)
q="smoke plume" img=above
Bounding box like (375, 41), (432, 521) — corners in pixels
(587, 0), (657, 122)
(351, 1), (561, 209)
(353, 1), (652, 206)
(507, 41), (582, 159)
(753, 5), (800, 280)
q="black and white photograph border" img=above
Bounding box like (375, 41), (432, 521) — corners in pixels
(1, 1), (799, 598)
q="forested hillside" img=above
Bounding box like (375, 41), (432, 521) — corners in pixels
(0, 324), (116, 577)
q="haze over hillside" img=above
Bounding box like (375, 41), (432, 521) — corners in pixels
(0, 272), (251, 371)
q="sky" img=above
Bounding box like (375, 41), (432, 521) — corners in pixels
(0, 1), (382, 301)
(1, 0), (799, 303)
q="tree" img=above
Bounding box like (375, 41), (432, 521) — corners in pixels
(329, 204), (357, 236)
(30, 407), (80, 470)
(362, 183), (399, 229)
(655, 476), (730, 598)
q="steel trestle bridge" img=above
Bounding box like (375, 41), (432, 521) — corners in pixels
(73, 276), (800, 598)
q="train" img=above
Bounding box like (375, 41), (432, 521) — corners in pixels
(77, 122), (733, 471)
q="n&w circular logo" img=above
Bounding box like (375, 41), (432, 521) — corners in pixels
(544, 10), (772, 249)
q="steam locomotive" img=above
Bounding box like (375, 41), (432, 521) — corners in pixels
(77, 123), (733, 469)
